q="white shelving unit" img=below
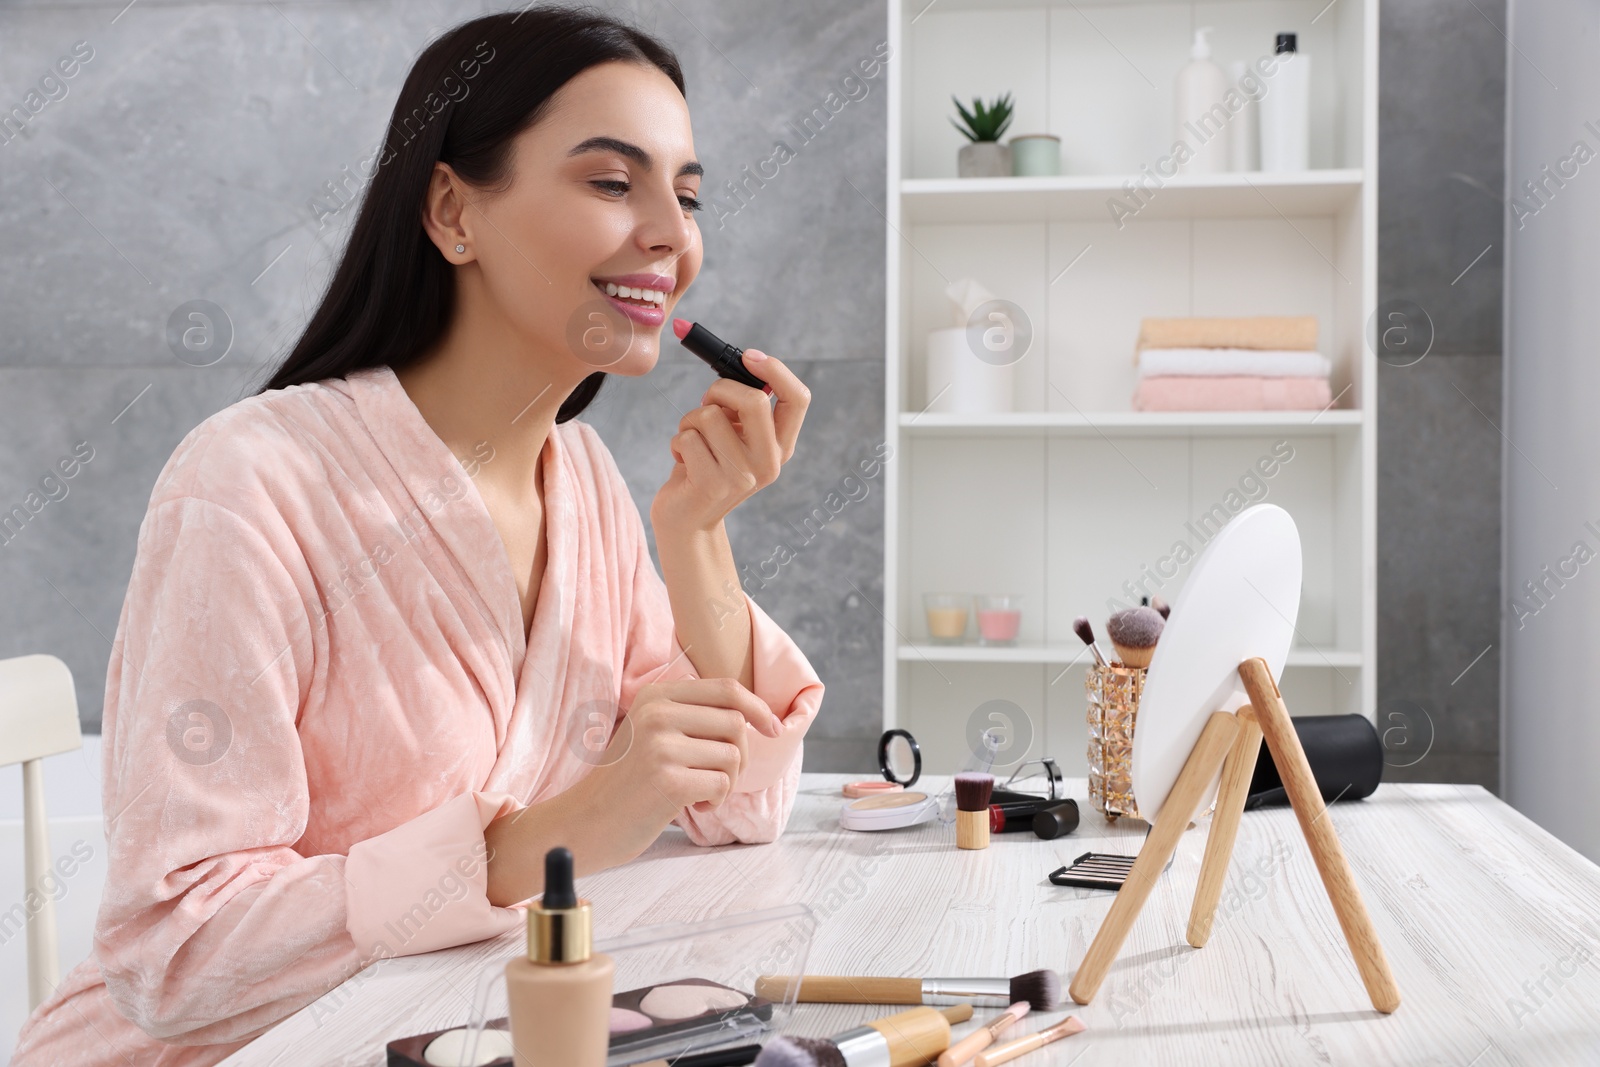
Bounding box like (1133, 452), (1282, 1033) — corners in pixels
(882, 0), (1377, 776)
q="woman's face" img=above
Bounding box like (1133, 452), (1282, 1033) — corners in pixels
(463, 60), (703, 380)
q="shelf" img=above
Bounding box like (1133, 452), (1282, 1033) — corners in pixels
(898, 644), (1362, 668)
(900, 170), (1364, 225)
(916, 0), (1336, 9)
(885, 0), (1377, 733)
(899, 410), (1362, 436)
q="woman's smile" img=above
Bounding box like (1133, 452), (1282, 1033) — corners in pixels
(590, 270), (675, 327)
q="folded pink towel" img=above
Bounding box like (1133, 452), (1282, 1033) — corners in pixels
(1133, 375), (1333, 411)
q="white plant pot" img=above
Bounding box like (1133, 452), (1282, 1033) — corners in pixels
(958, 141), (1011, 178)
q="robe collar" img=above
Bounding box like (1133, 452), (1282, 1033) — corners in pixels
(338, 364), (578, 722)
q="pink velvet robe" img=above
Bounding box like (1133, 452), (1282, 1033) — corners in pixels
(12, 364), (823, 1067)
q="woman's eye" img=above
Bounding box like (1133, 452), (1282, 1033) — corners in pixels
(590, 179), (702, 213)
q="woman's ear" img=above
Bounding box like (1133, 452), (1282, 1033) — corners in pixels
(421, 161), (474, 263)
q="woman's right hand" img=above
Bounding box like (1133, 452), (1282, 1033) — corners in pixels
(572, 677), (782, 861)
(485, 677), (781, 903)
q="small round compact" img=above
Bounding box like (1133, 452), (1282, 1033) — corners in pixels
(842, 729), (923, 800)
(839, 789), (939, 832)
(842, 780), (903, 799)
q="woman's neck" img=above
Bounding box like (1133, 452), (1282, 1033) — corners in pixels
(395, 280), (582, 502)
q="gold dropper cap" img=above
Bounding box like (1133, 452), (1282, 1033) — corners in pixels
(529, 898), (592, 963)
(528, 847), (592, 964)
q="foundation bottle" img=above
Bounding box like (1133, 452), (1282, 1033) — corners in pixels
(505, 847), (614, 1067)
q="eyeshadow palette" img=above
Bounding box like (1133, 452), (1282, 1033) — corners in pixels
(385, 978), (769, 1067)
(386, 1020), (512, 1067)
(609, 978), (770, 1054)
(1049, 851), (1140, 891)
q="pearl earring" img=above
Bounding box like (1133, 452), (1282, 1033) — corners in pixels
(454, 244), (465, 254)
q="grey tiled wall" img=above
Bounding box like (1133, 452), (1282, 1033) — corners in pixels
(0, 0), (889, 771)
(1376, 0), (1505, 789)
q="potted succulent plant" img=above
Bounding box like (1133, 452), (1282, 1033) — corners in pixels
(951, 92), (1014, 178)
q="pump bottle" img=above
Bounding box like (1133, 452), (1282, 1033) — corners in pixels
(1175, 26), (1232, 173)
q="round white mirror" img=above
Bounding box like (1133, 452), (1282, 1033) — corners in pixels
(1131, 504), (1302, 825)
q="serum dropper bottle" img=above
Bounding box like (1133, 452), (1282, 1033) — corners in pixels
(504, 847), (614, 1067)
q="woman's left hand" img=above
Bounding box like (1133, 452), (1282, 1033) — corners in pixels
(650, 350), (811, 533)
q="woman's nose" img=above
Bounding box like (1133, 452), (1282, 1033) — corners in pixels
(638, 186), (697, 256)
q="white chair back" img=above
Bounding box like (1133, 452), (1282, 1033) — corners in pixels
(0, 654), (83, 1012)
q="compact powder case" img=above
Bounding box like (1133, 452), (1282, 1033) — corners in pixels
(842, 780), (904, 799)
(839, 729), (928, 813)
(839, 789), (939, 831)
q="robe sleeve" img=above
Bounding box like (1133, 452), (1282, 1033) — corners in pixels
(95, 495), (519, 1046)
(604, 450), (825, 848)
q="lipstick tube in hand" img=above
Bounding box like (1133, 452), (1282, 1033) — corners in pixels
(673, 318), (768, 391)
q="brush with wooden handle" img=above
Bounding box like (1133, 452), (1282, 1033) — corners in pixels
(1105, 605), (1164, 668)
(936, 1002), (1029, 1067)
(754, 1005), (971, 1067)
(753, 970), (1059, 1011)
(973, 1015), (1085, 1066)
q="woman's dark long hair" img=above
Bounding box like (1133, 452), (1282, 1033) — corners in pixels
(257, 6), (685, 423)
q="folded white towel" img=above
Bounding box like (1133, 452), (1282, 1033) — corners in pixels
(1136, 348), (1332, 379)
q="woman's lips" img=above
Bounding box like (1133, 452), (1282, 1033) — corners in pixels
(593, 280), (665, 327)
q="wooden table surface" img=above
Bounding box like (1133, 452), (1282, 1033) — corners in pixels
(218, 774), (1600, 1066)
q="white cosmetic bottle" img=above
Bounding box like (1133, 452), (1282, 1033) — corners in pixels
(1260, 32), (1310, 171)
(1174, 26), (1231, 174)
(1228, 59), (1259, 171)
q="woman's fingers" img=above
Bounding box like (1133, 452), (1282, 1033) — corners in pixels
(701, 378), (781, 483)
(669, 426), (720, 485)
(661, 736), (743, 812)
(679, 405), (757, 490)
(652, 759), (736, 813)
(663, 724), (747, 777)
(666, 704), (755, 763)
(648, 677), (781, 737)
(736, 351), (810, 463)
(684, 768), (737, 813)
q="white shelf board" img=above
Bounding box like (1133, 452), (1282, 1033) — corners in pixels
(897, 644), (1362, 668)
(919, 0), (1342, 9)
(901, 169), (1363, 225)
(899, 410), (1363, 436)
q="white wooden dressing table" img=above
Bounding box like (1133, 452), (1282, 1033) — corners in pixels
(217, 773), (1600, 1066)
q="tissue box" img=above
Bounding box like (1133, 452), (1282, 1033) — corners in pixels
(924, 327), (1015, 414)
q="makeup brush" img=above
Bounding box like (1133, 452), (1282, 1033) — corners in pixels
(1151, 594), (1171, 619)
(753, 1005), (970, 1067)
(954, 773), (994, 850)
(754, 970), (1060, 1012)
(1071, 616), (1108, 668)
(635, 1045), (763, 1067)
(972, 1015), (1086, 1067)
(1105, 605), (1164, 668)
(935, 1003), (1030, 1067)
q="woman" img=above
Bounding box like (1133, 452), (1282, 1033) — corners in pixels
(13, 9), (822, 1065)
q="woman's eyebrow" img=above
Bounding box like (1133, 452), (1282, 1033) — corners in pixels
(568, 135), (703, 178)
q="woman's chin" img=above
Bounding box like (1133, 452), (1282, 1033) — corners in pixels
(603, 346), (660, 378)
